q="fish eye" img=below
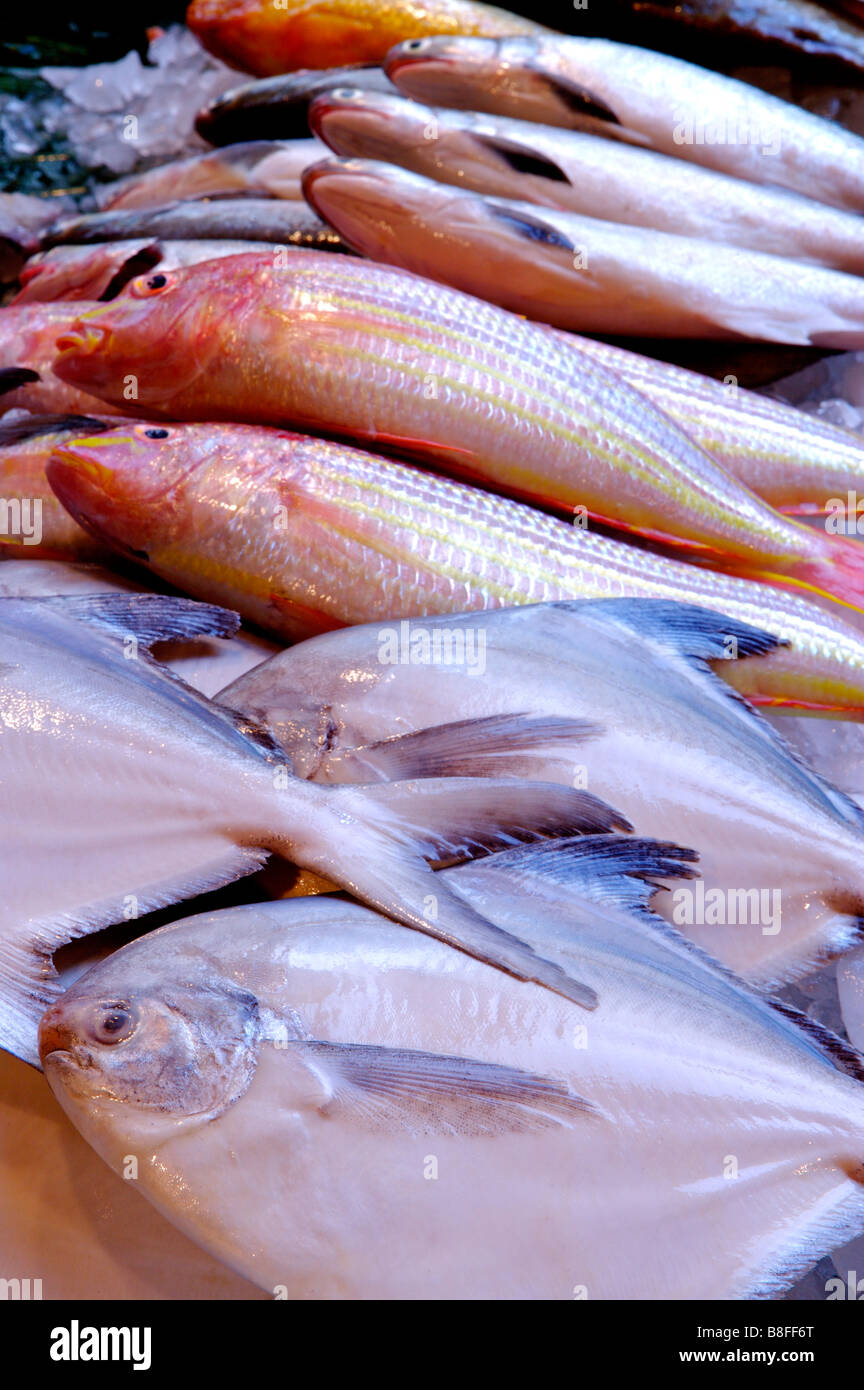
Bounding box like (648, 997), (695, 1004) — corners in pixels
(91, 1003), (137, 1046)
(404, 39), (427, 52)
(142, 427), (169, 439)
(130, 271), (174, 298)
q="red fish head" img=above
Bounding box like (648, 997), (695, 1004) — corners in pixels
(51, 256), (271, 412)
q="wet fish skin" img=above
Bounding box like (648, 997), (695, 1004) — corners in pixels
(0, 588), (616, 1063)
(49, 250), (864, 607)
(0, 304), (127, 416)
(188, 0), (552, 78)
(196, 67), (399, 146)
(303, 155), (864, 346)
(0, 415), (116, 560)
(221, 598), (864, 983)
(42, 200), (350, 253)
(385, 35), (864, 210)
(96, 140), (329, 211)
(44, 420), (864, 717)
(309, 87), (864, 276)
(38, 849), (864, 1300)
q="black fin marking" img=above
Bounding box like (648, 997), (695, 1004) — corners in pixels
(98, 242), (163, 302)
(25, 593), (241, 646)
(769, 999), (864, 1086)
(0, 367), (40, 396)
(0, 414), (110, 448)
(487, 205), (576, 251)
(291, 1039), (597, 1134)
(537, 70), (622, 126)
(474, 133), (570, 183)
(336, 713), (600, 781)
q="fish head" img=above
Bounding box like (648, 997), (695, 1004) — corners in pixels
(51, 257), (263, 411)
(302, 157), (434, 248)
(39, 945), (263, 1157)
(385, 36), (511, 104)
(45, 420), (241, 561)
(309, 86), (440, 160)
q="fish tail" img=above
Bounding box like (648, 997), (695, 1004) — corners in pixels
(276, 776), (633, 1006)
(781, 534), (864, 617)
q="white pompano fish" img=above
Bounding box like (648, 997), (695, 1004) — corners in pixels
(0, 591), (622, 1065)
(39, 836), (864, 1300)
(302, 157), (864, 345)
(385, 34), (864, 211)
(221, 600), (864, 985)
(309, 87), (864, 275)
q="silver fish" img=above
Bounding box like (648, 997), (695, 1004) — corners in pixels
(95, 140), (328, 210)
(221, 600), (864, 986)
(39, 836), (864, 1300)
(385, 34), (864, 210)
(0, 591), (618, 1064)
(195, 65), (399, 146)
(42, 200), (350, 253)
(302, 157), (864, 345)
(309, 87), (864, 275)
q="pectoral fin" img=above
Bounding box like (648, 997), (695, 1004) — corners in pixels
(23, 593), (241, 646)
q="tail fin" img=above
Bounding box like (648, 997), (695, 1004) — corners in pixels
(287, 778), (633, 1009)
(743, 533), (864, 617)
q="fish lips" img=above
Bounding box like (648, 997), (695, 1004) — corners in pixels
(45, 447), (148, 561)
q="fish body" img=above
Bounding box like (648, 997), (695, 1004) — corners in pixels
(220, 599), (864, 983)
(44, 420), (864, 717)
(386, 35), (864, 211)
(0, 414), (116, 559)
(309, 88), (864, 276)
(0, 305), (127, 416)
(43, 200), (349, 253)
(196, 66), (399, 145)
(39, 844), (864, 1300)
(0, 589), (610, 1063)
(49, 251), (864, 608)
(0, 559), (279, 696)
(96, 140), (329, 210)
(188, 0), (551, 77)
(303, 156), (864, 346)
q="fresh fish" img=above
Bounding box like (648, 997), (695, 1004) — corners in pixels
(564, 333), (864, 518)
(188, 0), (551, 78)
(221, 599), (864, 983)
(0, 414), (116, 559)
(0, 305), (127, 416)
(196, 67), (399, 146)
(0, 557), (280, 697)
(50, 250), (864, 610)
(385, 35), (864, 210)
(309, 87), (864, 276)
(12, 242), (163, 306)
(38, 839), (864, 1300)
(44, 420), (864, 716)
(0, 590), (617, 1063)
(303, 156), (864, 346)
(42, 200), (350, 253)
(95, 140), (329, 211)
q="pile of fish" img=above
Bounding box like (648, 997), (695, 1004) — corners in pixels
(6, 0), (864, 1302)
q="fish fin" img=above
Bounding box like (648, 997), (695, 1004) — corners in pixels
(332, 713), (601, 781)
(23, 592), (241, 647)
(531, 69), (622, 127)
(772, 533), (864, 617)
(769, 998), (864, 1085)
(472, 133), (570, 183)
(451, 833), (699, 922)
(0, 413), (110, 447)
(286, 1040), (597, 1135)
(486, 204), (576, 251)
(0, 367), (40, 396)
(0, 843), (270, 1069)
(292, 778), (632, 1006)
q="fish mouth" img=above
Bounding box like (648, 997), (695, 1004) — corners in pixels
(55, 324), (110, 358)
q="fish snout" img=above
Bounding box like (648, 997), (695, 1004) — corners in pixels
(38, 1003), (83, 1066)
(55, 322), (110, 358)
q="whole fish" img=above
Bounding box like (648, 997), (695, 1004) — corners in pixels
(13, 240), (291, 305)
(385, 35), (864, 211)
(95, 140), (329, 211)
(0, 414), (116, 559)
(44, 420), (864, 716)
(0, 305), (127, 416)
(221, 599), (864, 983)
(0, 589), (612, 1063)
(38, 840), (864, 1300)
(0, 558), (280, 698)
(196, 67), (399, 146)
(42, 200), (350, 253)
(50, 250), (864, 609)
(567, 334), (864, 518)
(188, 0), (551, 77)
(309, 87), (864, 276)
(303, 156), (864, 346)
